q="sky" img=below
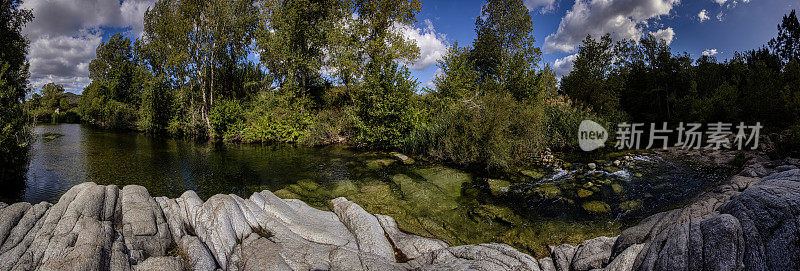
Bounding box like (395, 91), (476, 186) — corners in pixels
(21, 0), (799, 94)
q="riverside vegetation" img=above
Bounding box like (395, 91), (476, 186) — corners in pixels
(11, 2), (800, 171)
(2, 0), (800, 269)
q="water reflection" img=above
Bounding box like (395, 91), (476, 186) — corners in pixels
(25, 124), (361, 203)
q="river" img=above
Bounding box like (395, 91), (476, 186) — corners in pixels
(19, 123), (731, 256)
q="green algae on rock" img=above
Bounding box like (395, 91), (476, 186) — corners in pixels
(582, 201), (611, 213)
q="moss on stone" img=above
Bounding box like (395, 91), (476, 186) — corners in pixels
(611, 183), (624, 194)
(520, 169), (545, 179)
(486, 179), (511, 196)
(620, 200), (642, 211)
(531, 184), (561, 199)
(582, 201), (611, 213)
(577, 189), (593, 198)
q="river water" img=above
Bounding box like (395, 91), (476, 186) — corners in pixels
(20, 123), (731, 256)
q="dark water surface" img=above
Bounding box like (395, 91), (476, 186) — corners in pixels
(26, 123), (363, 203)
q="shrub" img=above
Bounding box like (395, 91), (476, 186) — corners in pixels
(407, 91), (545, 170)
(350, 57), (418, 148)
(303, 109), (351, 146)
(541, 95), (616, 150)
(209, 98), (245, 139)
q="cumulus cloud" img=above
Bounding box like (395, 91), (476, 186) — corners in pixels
(714, 0), (728, 5)
(698, 9), (710, 22)
(21, 0), (156, 92)
(524, 0), (557, 14)
(553, 54), (578, 78)
(702, 49), (719, 56)
(543, 0), (679, 54)
(649, 27), (674, 45)
(398, 19), (448, 71)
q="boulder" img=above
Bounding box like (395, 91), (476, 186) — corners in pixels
(121, 185), (172, 263)
(134, 256), (185, 271)
(549, 244), (576, 271)
(375, 214), (448, 260)
(570, 236), (616, 271)
(332, 197), (395, 261)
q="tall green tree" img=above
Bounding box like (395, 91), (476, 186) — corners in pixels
(769, 9), (800, 63)
(142, 0), (258, 135)
(79, 33), (147, 129)
(327, 0), (421, 89)
(258, 0), (345, 102)
(0, 0), (32, 200)
(40, 82), (66, 109)
(561, 34), (625, 112)
(470, 0), (543, 100)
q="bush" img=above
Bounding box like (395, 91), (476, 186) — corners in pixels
(407, 91), (545, 170)
(303, 109), (351, 145)
(220, 91), (314, 143)
(541, 95), (618, 150)
(209, 98), (245, 139)
(350, 57), (418, 148)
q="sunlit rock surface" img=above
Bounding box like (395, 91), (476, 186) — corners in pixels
(0, 157), (797, 270)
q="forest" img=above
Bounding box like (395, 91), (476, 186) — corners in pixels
(5, 0), (800, 176)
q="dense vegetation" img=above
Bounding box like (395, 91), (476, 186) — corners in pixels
(561, 10), (800, 156)
(21, 0), (800, 170)
(0, 0), (32, 200)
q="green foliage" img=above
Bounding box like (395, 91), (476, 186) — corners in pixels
(303, 109), (351, 146)
(138, 76), (173, 133)
(40, 82), (66, 109)
(0, 0), (32, 197)
(541, 96), (617, 150)
(471, 0), (542, 100)
(209, 98), (245, 139)
(769, 10), (800, 63)
(78, 34), (148, 129)
(407, 91), (545, 170)
(258, 0), (343, 101)
(433, 43), (479, 102)
(350, 57), (418, 148)
(561, 34), (624, 112)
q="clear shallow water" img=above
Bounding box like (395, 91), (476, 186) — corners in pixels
(21, 123), (731, 256)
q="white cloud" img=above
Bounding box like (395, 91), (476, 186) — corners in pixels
(553, 54), (578, 78)
(702, 49), (719, 56)
(649, 27), (674, 45)
(398, 19), (448, 71)
(524, 0), (557, 14)
(698, 9), (710, 22)
(714, 0), (727, 5)
(717, 11), (725, 21)
(543, 0), (680, 54)
(21, 0), (156, 93)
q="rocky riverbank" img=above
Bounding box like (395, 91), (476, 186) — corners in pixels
(0, 156), (798, 270)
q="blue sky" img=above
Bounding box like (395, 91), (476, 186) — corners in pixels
(20, 0), (799, 93)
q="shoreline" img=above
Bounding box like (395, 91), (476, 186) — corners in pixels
(1, 154), (798, 270)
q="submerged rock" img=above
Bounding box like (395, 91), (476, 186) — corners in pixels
(581, 201), (610, 213)
(487, 179), (511, 196)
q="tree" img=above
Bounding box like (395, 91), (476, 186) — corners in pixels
(258, 0), (345, 102)
(561, 34), (622, 112)
(351, 55), (417, 148)
(433, 43), (479, 102)
(40, 82), (65, 109)
(327, 0), (421, 89)
(769, 10), (800, 63)
(0, 0), (32, 201)
(78, 33), (147, 129)
(470, 0), (542, 100)
(142, 0), (259, 135)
